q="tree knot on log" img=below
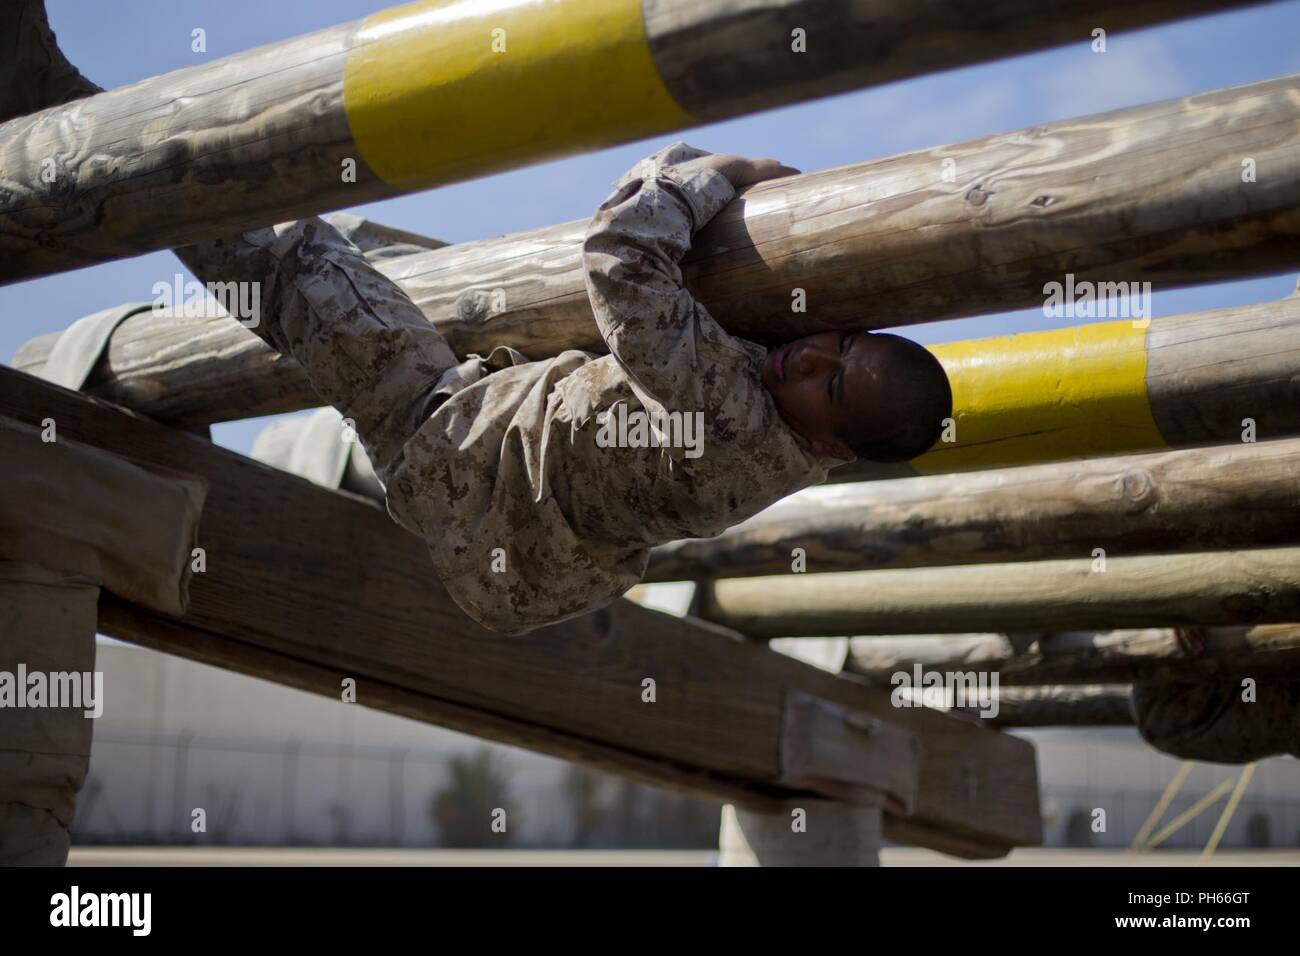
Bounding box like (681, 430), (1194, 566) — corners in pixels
(965, 184), (993, 207)
(454, 289), (498, 324)
(1221, 586), (1277, 623)
(1116, 467), (1158, 512)
(41, 160), (78, 201)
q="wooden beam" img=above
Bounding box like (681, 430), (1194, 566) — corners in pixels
(14, 74), (1300, 426)
(647, 437), (1300, 581)
(2, 0), (1258, 283)
(0, 365), (1039, 857)
(847, 625), (1300, 685)
(699, 547), (1300, 638)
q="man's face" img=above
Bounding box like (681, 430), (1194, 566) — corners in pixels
(760, 329), (884, 460)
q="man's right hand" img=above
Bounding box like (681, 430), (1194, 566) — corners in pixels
(689, 154), (801, 189)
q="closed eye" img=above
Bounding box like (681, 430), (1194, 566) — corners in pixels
(833, 334), (852, 403)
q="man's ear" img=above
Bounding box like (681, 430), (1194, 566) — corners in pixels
(811, 437), (856, 462)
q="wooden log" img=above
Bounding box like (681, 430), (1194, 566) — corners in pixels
(0, 365), (1040, 857)
(646, 436), (1300, 581)
(846, 625), (1300, 685)
(719, 798), (884, 866)
(839, 285), (1300, 482)
(962, 686), (1134, 728)
(2, 0), (1257, 283)
(15, 74), (1300, 426)
(698, 547), (1300, 638)
(846, 634), (1018, 672)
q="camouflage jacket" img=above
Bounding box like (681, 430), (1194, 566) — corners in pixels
(387, 143), (834, 633)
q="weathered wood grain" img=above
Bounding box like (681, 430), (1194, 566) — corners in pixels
(644, 0), (1266, 122)
(965, 686), (1134, 728)
(0, 365), (1040, 856)
(846, 625), (1300, 685)
(700, 548), (1300, 637)
(647, 436), (1300, 580)
(15, 68), (1300, 427)
(0, 0), (1262, 281)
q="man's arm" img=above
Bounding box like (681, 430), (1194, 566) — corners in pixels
(581, 143), (797, 414)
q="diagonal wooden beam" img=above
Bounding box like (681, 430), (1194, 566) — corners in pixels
(700, 547), (1300, 637)
(960, 686), (1135, 728)
(0, 365), (1040, 857)
(16, 72), (1300, 431)
(845, 625), (1300, 685)
(0, 0), (1265, 282)
(646, 437), (1300, 581)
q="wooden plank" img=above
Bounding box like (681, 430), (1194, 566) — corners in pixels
(2, 0), (1257, 282)
(0, 365), (1040, 856)
(14, 72), (1300, 426)
(647, 437), (1300, 581)
(700, 547), (1300, 637)
(847, 625), (1300, 685)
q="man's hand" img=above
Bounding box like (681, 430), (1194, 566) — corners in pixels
(688, 154), (801, 188)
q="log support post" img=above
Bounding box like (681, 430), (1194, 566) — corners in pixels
(719, 691), (918, 866)
(719, 797), (885, 867)
(0, 418), (204, 864)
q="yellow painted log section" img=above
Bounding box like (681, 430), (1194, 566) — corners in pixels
(5, 0), (1266, 281)
(912, 321), (1166, 474)
(343, 0), (693, 189)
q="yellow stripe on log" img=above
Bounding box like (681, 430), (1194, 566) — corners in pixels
(343, 0), (692, 190)
(911, 320), (1167, 474)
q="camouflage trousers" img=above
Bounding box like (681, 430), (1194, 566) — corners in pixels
(1133, 679), (1300, 763)
(174, 219), (472, 489)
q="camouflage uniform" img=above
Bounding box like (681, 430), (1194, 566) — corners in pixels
(177, 142), (837, 634)
(1133, 678), (1300, 762)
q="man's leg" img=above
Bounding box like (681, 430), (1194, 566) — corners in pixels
(174, 219), (465, 484)
(0, 0), (100, 124)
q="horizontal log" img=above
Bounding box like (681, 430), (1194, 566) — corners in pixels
(837, 286), (1300, 482)
(699, 547), (1300, 637)
(0, 364), (1039, 856)
(846, 625), (1300, 685)
(15, 71), (1300, 426)
(964, 686), (1134, 728)
(845, 633), (1016, 671)
(646, 436), (1300, 581)
(2, 0), (1257, 282)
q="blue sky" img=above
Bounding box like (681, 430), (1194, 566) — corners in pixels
(7, 0), (1300, 455)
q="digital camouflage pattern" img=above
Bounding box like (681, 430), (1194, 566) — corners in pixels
(0, 1), (99, 125)
(1132, 677), (1300, 762)
(177, 142), (836, 634)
